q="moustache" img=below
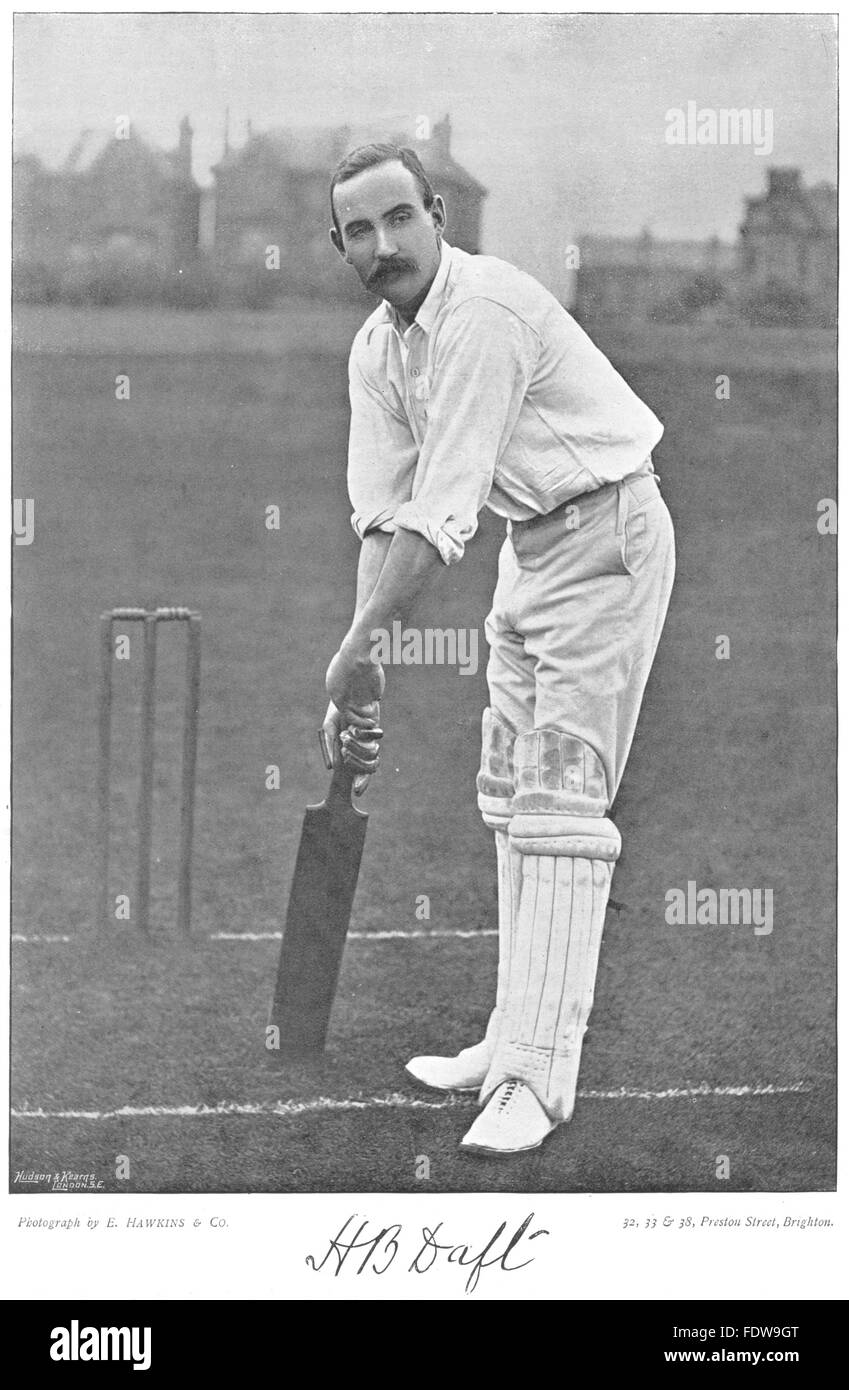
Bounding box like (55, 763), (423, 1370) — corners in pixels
(369, 259), (417, 286)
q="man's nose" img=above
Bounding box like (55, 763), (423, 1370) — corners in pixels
(374, 227), (399, 258)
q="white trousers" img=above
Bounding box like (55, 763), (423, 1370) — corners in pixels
(479, 467), (676, 1118)
(486, 469), (675, 799)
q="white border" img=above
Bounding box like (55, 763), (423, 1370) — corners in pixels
(3, 2), (845, 1304)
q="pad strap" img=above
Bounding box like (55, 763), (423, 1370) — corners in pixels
(509, 814), (621, 860)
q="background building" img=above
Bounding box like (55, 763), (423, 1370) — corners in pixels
(576, 231), (736, 322)
(13, 133), (835, 324)
(575, 167), (836, 325)
(15, 118), (200, 268)
(210, 113), (487, 297)
(738, 167), (836, 319)
(14, 112), (487, 303)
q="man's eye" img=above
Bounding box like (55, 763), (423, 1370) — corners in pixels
(390, 211), (411, 225)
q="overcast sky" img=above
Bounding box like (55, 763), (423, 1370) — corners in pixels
(14, 12), (837, 291)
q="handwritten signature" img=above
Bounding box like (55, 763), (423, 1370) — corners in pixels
(306, 1212), (549, 1294)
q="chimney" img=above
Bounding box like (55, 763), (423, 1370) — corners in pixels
(431, 114), (452, 158)
(176, 115), (193, 180)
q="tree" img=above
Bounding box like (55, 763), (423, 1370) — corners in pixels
(741, 278), (812, 327)
(650, 273), (725, 324)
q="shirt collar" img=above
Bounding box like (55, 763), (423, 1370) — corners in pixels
(384, 238), (454, 337)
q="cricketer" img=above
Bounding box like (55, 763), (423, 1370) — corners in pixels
(322, 142), (675, 1155)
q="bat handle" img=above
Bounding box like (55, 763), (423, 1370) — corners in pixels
(327, 758), (357, 807)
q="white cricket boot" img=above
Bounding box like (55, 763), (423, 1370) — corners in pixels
(460, 1078), (558, 1155)
(405, 1037), (492, 1093)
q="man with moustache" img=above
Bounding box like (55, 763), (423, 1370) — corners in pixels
(322, 142), (675, 1155)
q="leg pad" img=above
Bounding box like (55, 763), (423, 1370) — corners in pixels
(477, 707), (516, 828)
(512, 728), (609, 819)
(482, 728), (620, 1121)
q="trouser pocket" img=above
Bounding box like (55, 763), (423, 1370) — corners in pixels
(620, 483), (667, 576)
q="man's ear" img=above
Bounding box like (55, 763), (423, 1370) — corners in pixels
(431, 195), (447, 235)
(329, 227), (348, 261)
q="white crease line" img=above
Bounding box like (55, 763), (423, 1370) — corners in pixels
(579, 1081), (813, 1100)
(12, 934), (72, 944)
(12, 1094), (471, 1121)
(11, 1082), (813, 1122)
(210, 929), (499, 941)
(11, 930), (498, 944)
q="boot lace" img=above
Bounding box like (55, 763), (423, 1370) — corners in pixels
(497, 1079), (520, 1111)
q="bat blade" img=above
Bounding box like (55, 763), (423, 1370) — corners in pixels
(269, 763), (368, 1057)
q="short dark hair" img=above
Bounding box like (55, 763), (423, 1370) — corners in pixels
(330, 142), (435, 238)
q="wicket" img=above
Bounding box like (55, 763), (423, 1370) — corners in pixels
(98, 607), (201, 936)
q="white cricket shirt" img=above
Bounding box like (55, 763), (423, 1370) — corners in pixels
(347, 240), (663, 564)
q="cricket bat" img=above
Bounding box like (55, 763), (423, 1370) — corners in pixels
(268, 756), (369, 1056)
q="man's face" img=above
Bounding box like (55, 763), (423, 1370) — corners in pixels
(331, 161), (445, 311)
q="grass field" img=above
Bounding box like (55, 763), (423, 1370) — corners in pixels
(11, 303), (836, 1193)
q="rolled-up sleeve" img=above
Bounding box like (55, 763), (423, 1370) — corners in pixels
(392, 298), (540, 564)
(347, 350), (419, 540)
